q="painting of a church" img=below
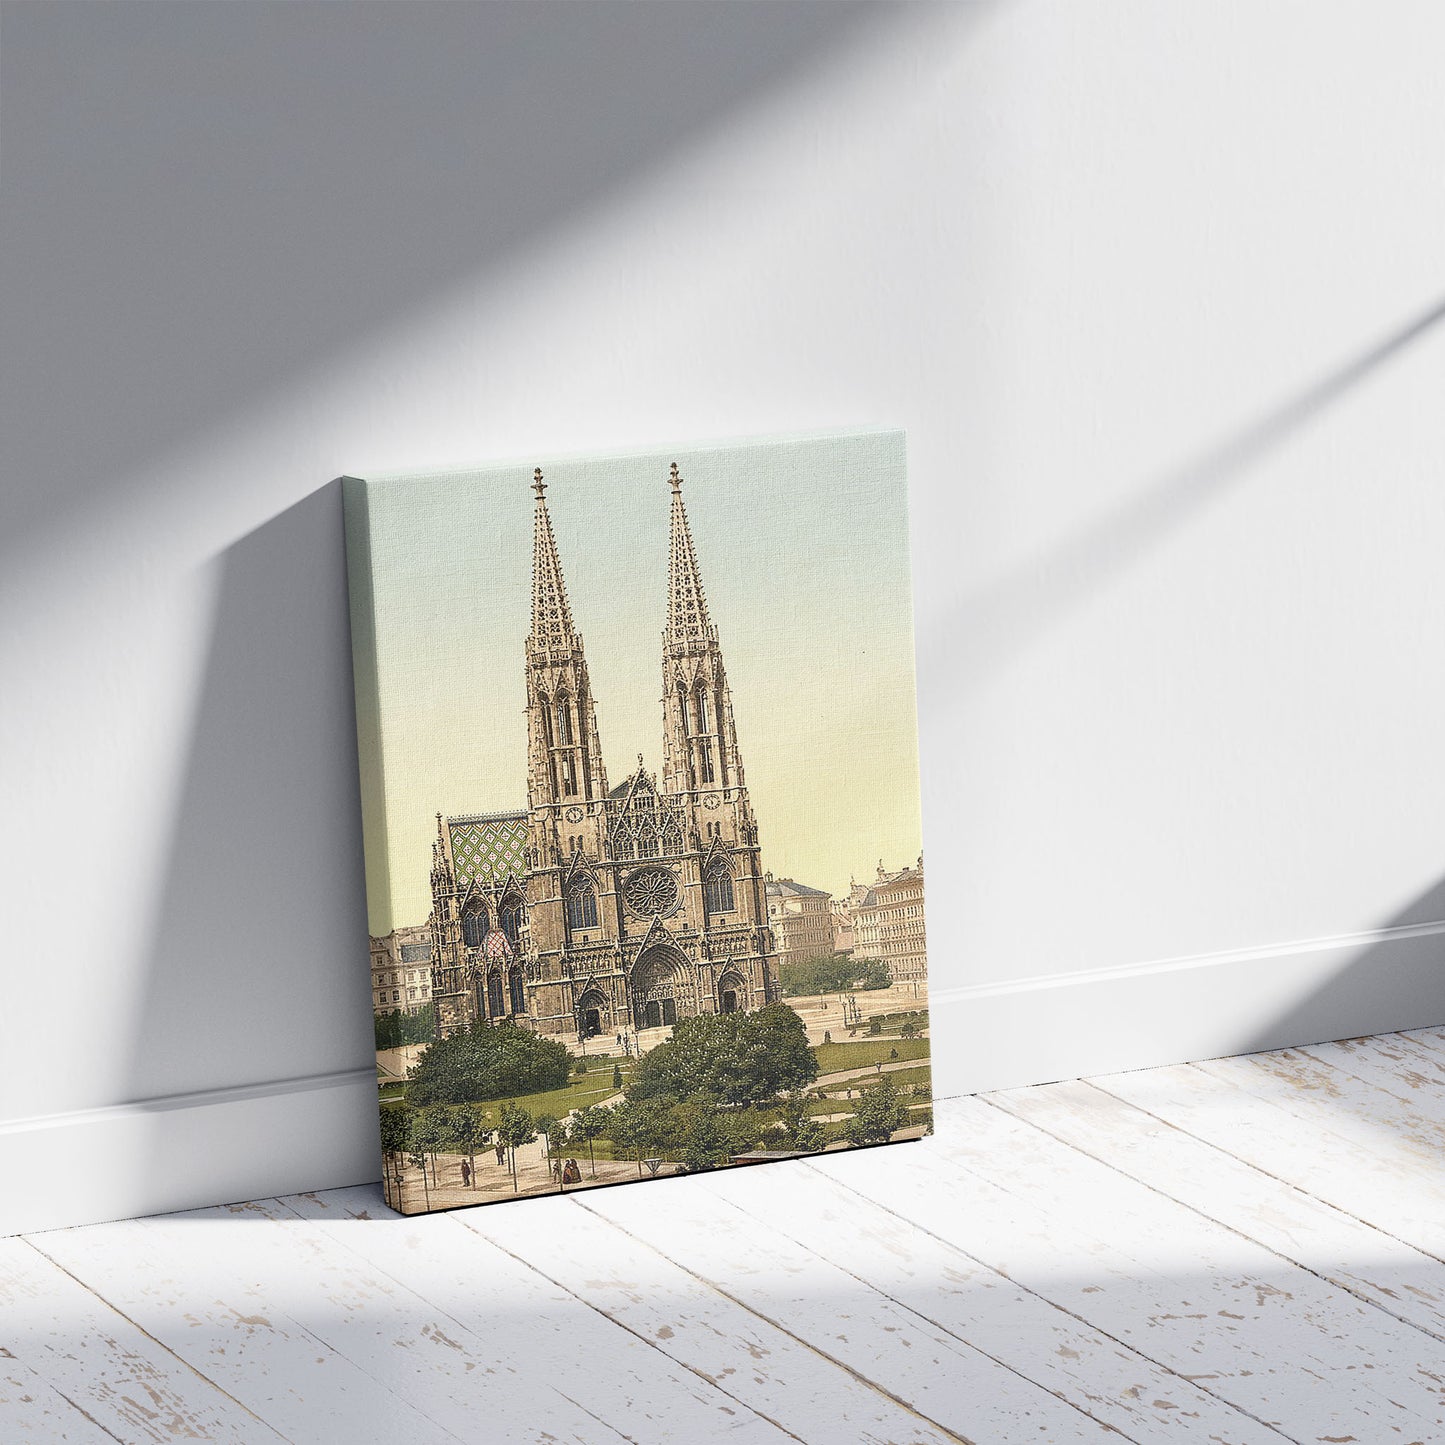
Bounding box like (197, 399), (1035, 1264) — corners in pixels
(426, 464), (778, 1045)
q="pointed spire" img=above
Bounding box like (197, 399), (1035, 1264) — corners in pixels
(531, 468), (576, 649)
(665, 463), (715, 645)
(431, 812), (453, 891)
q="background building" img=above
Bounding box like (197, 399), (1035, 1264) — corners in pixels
(850, 856), (927, 983)
(370, 923), (434, 1015)
(765, 874), (836, 964)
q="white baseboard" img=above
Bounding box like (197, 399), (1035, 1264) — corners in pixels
(6, 919), (1444, 1236)
(0, 1069), (379, 1238)
(929, 917), (1445, 1098)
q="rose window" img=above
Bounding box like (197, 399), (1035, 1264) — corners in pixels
(625, 867), (679, 917)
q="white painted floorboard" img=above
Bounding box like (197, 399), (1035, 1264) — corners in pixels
(5, 1031), (1445, 1445)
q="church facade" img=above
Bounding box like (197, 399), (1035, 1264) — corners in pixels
(427, 464), (779, 1044)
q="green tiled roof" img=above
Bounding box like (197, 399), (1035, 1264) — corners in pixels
(449, 811), (528, 885)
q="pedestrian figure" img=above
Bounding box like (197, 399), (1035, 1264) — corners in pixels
(615, 1032), (622, 1047)
(460, 1159), (472, 1188)
(495, 1142), (506, 1166)
(563, 1158), (582, 1186)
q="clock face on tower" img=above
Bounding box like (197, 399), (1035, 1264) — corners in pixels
(564, 806), (584, 823)
(703, 794), (720, 809)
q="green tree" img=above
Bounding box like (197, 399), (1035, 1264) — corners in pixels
(607, 1097), (678, 1177)
(854, 958), (892, 990)
(410, 1105), (452, 1187)
(379, 1102), (410, 1203)
(448, 1103), (491, 1188)
(402, 1113), (431, 1210)
(778, 953), (854, 996)
(373, 1003), (439, 1051)
(568, 1104), (610, 1177)
(629, 1004), (817, 1106)
(495, 1102), (536, 1194)
(899, 1021), (918, 1040)
(779, 1089), (826, 1154)
(407, 1020), (571, 1106)
(778, 954), (892, 997)
(845, 1076), (909, 1146)
(676, 1094), (749, 1173)
(611, 1062), (623, 1091)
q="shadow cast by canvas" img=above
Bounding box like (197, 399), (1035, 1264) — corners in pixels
(124, 483), (374, 1110)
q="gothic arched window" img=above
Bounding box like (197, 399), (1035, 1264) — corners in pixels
(566, 878), (598, 931)
(698, 738), (716, 786)
(704, 861), (735, 915)
(461, 902), (487, 948)
(508, 966), (526, 1015)
(693, 681), (710, 734)
(555, 692), (574, 746)
(487, 972), (505, 1017)
(500, 896), (525, 945)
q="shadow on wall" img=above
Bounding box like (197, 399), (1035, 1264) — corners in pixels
(0, 1), (884, 563)
(125, 483), (374, 1107)
(1239, 875), (1445, 1057)
(927, 293), (1445, 689)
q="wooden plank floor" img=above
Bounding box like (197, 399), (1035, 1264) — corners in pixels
(6, 1030), (1445, 1444)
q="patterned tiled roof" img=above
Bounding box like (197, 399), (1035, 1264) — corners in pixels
(448, 811), (527, 885)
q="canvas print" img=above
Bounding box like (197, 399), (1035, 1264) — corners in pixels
(343, 430), (929, 1213)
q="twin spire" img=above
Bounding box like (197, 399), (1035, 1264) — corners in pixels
(665, 462), (715, 647)
(530, 468), (577, 650)
(529, 462), (712, 649)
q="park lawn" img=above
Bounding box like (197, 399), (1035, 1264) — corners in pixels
(812, 1038), (930, 1075)
(498, 1068), (632, 1121)
(418, 1062), (636, 1124)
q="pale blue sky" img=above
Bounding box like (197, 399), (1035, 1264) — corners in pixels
(349, 429), (921, 935)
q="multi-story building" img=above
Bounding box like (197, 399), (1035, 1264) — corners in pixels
(370, 923), (434, 1015)
(426, 465), (778, 1044)
(764, 875), (836, 964)
(850, 856), (927, 983)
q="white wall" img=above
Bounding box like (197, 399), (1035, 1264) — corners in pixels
(5, 0), (1445, 1234)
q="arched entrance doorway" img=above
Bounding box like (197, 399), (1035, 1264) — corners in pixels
(631, 945), (689, 1030)
(717, 969), (746, 1014)
(576, 987), (608, 1039)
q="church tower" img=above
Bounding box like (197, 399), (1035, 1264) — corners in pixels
(429, 462), (776, 1046)
(636, 461), (774, 1022)
(660, 462), (747, 799)
(525, 469), (608, 813)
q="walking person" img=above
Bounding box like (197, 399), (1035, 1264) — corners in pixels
(460, 1159), (471, 1188)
